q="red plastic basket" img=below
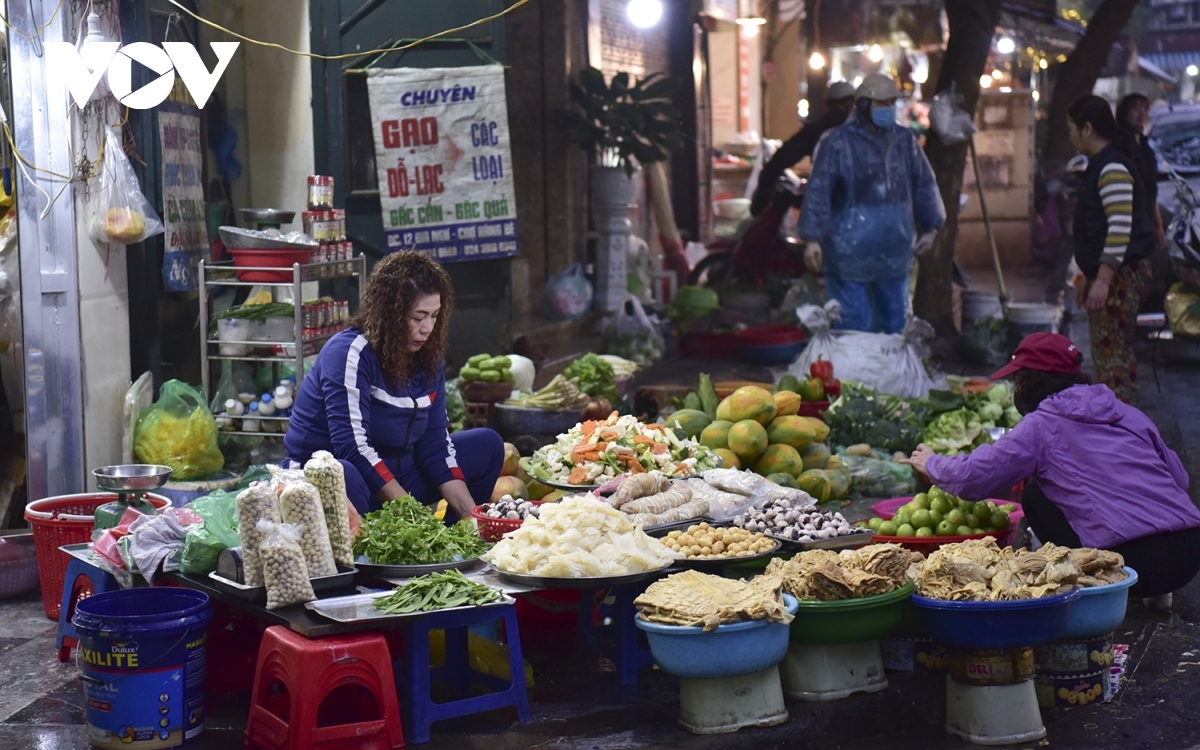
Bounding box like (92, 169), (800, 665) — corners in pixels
(471, 501), (545, 542)
(870, 496), (1024, 547)
(864, 528), (1010, 557)
(25, 493), (171, 620)
(229, 247), (314, 282)
(798, 400), (829, 418)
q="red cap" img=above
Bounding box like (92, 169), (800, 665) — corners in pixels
(990, 332), (1082, 380)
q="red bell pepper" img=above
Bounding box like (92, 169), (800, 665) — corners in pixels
(823, 378), (841, 399)
(810, 357), (834, 381)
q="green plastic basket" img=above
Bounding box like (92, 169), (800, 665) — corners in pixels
(789, 581), (915, 645)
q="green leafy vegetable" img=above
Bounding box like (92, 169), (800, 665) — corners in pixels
(372, 569), (501, 614)
(563, 353), (618, 403)
(823, 393), (919, 453)
(921, 409), (985, 456)
(208, 302), (296, 334)
(352, 495), (490, 565)
(698, 373), (719, 419)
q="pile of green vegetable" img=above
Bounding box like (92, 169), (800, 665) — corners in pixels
(563, 353), (618, 404)
(460, 354), (514, 384)
(823, 386), (920, 453)
(917, 383), (1020, 456)
(208, 302), (296, 333)
(372, 569), (501, 614)
(352, 495), (490, 565)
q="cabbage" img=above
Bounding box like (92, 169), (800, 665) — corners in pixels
(508, 354), (536, 393)
(921, 408), (985, 456)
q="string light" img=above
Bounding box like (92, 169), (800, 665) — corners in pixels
(626, 0), (663, 29)
(868, 44), (883, 62)
(809, 51), (826, 70)
(996, 37), (1015, 55)
(980, 75), (992, 88)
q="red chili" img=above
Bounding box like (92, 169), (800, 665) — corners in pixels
(810, 357), (834, 381)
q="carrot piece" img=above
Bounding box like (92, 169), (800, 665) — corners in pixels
(581, 421), (599, 437)
(623, 455), (646, 473)
(632, 435), (655, 445)
(651, 443), (668, 455)
(568, 466), (589, 484)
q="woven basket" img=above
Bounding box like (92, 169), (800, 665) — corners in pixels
(492, 404), (582, 437)
(471, 501), (547, 542)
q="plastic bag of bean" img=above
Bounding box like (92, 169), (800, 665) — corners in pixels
(256, 519), (315, 609)
(278, 480), (337, 577)
(303, 451), (353, 567)
(235, 483), (281, 587)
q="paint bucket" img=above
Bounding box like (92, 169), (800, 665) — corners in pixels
(73, 588), (213, 749)
(1005, 303), (1063, 337)
(961, 290), (1003, 326)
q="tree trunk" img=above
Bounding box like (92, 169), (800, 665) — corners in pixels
(1043, 0), (1143, 164)
(913, 0), (1003, 335)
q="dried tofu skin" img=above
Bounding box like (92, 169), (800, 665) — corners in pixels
(917, 539), (1109, 601)
(482, 495), (680, 577)
(766, 549), (898, 602)
(839, 543), (912, 584)
(1068, 547), (1128, 585)
(635, 570), (793, 631)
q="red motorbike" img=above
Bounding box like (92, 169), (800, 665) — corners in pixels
(689, 185), (812, 288)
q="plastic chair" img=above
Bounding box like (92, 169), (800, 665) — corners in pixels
(55, 556), (119, 662)
(245, 626), (405, 750)
(576, 585), (654, 685)
(397, 603), (531, 744)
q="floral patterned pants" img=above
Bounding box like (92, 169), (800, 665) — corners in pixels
(1088, 259), (1151, 403)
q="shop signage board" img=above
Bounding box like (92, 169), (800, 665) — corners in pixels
(366, 66), (519, 263)
(158, 91), (209, 291)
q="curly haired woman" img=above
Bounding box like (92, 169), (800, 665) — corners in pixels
(285, 251), (503, 520)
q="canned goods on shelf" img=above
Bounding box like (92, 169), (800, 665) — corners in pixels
(303, 212), (341, 243)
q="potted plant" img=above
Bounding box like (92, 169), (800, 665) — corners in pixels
(558, 66), (684, 217)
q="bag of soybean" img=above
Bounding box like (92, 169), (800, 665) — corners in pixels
(304, 451), (354, 567)
(257, 519), (315, 610)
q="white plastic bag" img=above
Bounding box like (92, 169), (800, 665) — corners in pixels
(603, 293), (665, 365)
(89, 126), (164, 245)
(929, 83), (976, 146)
(791, 302), (941, 399)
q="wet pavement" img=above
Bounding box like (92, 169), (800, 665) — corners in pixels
(1, 317), (1198, 748)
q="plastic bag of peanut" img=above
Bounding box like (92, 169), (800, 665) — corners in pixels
(235, 483), (281, 587)
(257, 519), (315, 609)
(279, 480), (338, 577)
(304, 451), (354, 566)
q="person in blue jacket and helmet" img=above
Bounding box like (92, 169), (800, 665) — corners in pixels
(284, 250), (503, 522)
(798, 73), (946, 333)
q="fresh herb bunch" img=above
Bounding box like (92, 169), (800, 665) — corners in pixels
(563, 353), (618, 404)
(352, 495), (490, 565)
(372, 569), (500, 614)
(207, 302), (297, 334)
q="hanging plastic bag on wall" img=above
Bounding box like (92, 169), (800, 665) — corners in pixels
(134, 380), (224, 480)
(543, 262), (593, 321)
(790, 302), (941, 399)
(603, 293), (665, 365)
(929, 83), (976, 146)
(88, 126), (164, 245)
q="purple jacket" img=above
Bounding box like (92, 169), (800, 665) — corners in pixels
(926, 384), (1200, 548)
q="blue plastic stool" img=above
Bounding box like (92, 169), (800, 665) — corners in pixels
(577, 584), (655, 685)
(55, 556), (119, 661)
(397, 602), (532, 744)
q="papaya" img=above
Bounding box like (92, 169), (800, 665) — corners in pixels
(715, 396), (733, 422)
(773, 390), (802, 417)
(754, 444), (803, 477)
(800, 442), (832, 471)
(825, 455), (844, 470)
(766, 415), (816, 452)
(527, 479), (555, 500)
(713, 448), (741, 470)
(777, 374), (801, 393)
(501, 442), (521, 476)
(725, 386), (777, 425)
(797, 469), (832, 503)
(541, 490), (568, 503)
(665, 408), (712, 438)
(727, 419), (769, 464)
(766, 472), (799, 489)
(803, 416), (831, 443)
(492, 475), (528, 501)
(827, 469), (850, 499)
(699, 420), (734, 450)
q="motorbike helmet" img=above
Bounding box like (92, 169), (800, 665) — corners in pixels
(856, 73), (903, 101)
(826, 80), (856, 102)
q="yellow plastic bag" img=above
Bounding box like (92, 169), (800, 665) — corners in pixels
(429, 629), (535, 688)
(1165, 283), (1200, 338)
(133, 380), (224, 480)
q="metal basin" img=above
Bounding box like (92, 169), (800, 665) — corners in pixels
(92, 465), (173, 492)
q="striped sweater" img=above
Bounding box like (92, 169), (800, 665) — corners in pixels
(1097, 162), (1135, 268)
(284, 329), (461, 496)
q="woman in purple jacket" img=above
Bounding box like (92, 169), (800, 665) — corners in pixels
(284, 251), (503, 521)
(903, 333), (1200, 610)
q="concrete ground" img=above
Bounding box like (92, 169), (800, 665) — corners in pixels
(1, 281), (1198, 748)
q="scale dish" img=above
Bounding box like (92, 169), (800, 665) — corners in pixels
(92, 465), (173, 492)
(306, 590), (514, 624)
(238, 208), (296, 224)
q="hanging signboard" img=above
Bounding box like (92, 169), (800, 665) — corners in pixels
(158, 92), (209, 291)
(366, 66), (519, 263)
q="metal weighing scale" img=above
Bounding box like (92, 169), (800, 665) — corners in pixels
(238, 208), (296, 231)
(91, 464), (173, 530)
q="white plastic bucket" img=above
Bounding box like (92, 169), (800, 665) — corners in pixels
(1006, 303), (1063, 337)
(962, 291), (1003, 324)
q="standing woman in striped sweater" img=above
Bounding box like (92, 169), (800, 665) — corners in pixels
(1067, 96), (1156, 403)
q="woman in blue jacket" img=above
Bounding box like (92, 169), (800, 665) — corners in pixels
(284, 251), (503, 520)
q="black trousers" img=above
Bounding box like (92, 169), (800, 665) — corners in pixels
(1022, 481), (1200, 597)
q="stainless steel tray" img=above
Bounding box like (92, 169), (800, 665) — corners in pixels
(671, 539), (783, 570)
(306, 590), (514, 624)
(207, 564), (358, 603)
(355, 557), (483, 580)
(489, 564), (672, 590)
(766, 528), (877, 552)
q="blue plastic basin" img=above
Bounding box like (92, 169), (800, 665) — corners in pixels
(636, 594), (799, 679)
(912, 588), (1081, 649)
(1060, 567), (1138, 639)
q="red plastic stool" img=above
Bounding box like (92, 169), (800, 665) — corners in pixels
(245, 626), (405, 750)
